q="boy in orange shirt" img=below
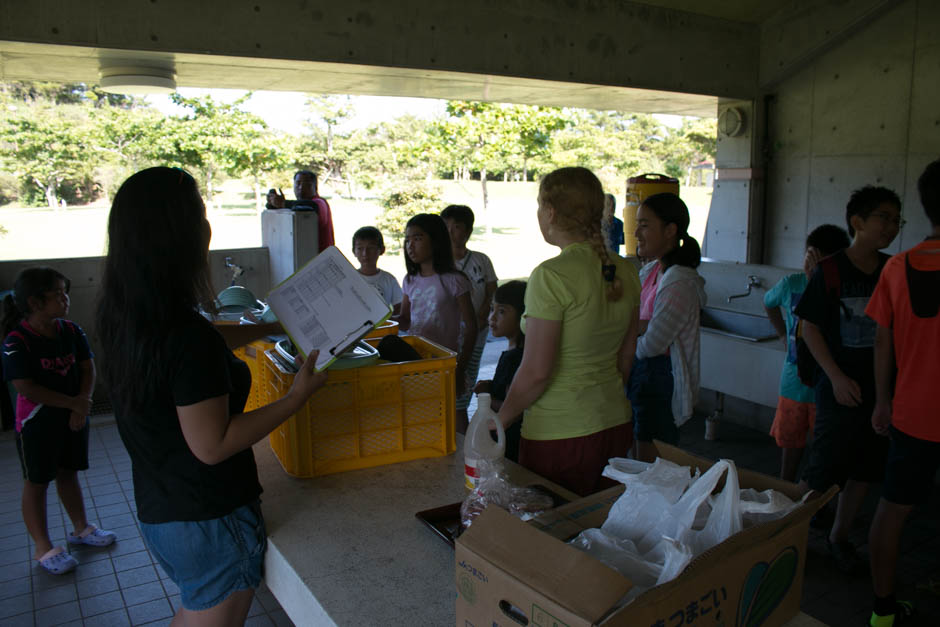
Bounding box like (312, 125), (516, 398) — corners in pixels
(864, 158), (940, 627)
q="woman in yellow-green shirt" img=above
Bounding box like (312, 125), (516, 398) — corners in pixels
(496, 167), (641, 496)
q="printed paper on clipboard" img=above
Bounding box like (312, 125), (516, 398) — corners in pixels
(266, 246), (393, 371)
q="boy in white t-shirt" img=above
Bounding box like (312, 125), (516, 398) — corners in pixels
(441, 205), (498, 433)
(352, 227), (403, 316)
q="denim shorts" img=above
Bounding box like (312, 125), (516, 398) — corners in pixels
(140, 501), (266, 611)
(627, 354), (678, 445)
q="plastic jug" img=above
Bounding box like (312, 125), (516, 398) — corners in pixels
(464, 393), (506, 489)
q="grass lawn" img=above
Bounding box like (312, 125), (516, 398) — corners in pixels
(0, 181), (713, 284)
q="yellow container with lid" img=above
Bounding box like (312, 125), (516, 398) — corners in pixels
(623, 173), (679, 258)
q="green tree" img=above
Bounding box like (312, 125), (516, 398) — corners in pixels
(660, 117), (717, 185)
(549, 110), (667, 194)
(154, 92), (291, 208)
(508, 105), (569, 181)
(303, 95), (354, 184)
(92, 104), (167, 199)
(0, 100), (99, 208)
(228, 128), (295, 211)
(434, 102), (517, 222)
(375, 181), (442, 251)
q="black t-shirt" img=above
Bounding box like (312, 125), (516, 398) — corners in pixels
(114, 313), (260, 523)
(490, 346), (524, 462)
(2, 320), (93, 427)
(794, 250), (888, 386)
(490, 346), (523, 402)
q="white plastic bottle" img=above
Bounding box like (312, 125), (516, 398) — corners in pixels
(464, 393), (506, 489)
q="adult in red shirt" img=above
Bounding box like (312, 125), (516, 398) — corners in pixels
(864, 158), (940, 627)
(266, 170), (335, 253)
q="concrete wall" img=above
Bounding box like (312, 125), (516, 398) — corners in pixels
(762, 0), (940, 268)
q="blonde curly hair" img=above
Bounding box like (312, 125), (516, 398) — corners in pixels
(539, 167), (623, 302)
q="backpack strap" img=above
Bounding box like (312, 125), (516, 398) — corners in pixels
(819, 256), (841, 299)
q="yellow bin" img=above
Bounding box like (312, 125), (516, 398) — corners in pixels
(623, 173), (679, 258)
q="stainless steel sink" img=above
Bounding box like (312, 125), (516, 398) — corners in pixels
(700, 307), (779, 342)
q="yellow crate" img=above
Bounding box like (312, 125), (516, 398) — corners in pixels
(234, 338), (277, 412)
(265, 335), (457, 478)
(364, 319), (399, 339)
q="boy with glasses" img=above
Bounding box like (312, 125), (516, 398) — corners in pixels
(794, 185), (901, 574)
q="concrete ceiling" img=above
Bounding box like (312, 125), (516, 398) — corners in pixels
(635, 0), (790, 24)
(0, 1), (793, 117)
(0, 40), (723, 117)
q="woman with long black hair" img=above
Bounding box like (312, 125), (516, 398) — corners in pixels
(97, 167), (325, 625)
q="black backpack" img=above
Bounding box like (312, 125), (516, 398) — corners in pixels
(795, 257), (841, 387)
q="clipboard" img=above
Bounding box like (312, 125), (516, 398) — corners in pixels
(265, 246), (393, 371)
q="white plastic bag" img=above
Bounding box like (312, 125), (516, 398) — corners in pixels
(600, 458), (696, 540)
(634, 459), (742, 555)
(569, 528), (661, 590)
(739, 488), (799, 526)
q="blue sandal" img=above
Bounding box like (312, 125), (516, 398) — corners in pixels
(38, 547), (78, 575)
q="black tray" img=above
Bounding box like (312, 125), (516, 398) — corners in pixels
(415, 484), (570, 548)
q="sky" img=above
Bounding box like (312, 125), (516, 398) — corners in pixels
(146, 88), (684, 133)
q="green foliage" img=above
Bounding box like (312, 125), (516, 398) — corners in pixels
(659, 117), (717, 184)
(375, 181), (442, 250)
(0, 171), (18, 204)
(0, 81), (716, 215)
(0, 99), (99, 208)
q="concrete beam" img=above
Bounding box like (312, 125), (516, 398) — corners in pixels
(759, 0), (903, 89)
(0, 0), (758, 103)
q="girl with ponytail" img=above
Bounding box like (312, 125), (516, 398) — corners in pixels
(496, 167), (641, 496)
(630, 192), (707, 462)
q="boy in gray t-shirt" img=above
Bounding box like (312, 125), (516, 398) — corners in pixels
(352, 227), (403, 316)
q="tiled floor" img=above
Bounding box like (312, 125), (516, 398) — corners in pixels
(0, 423), (293, 627)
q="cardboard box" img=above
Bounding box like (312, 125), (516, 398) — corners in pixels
(455, 443), (837, 627)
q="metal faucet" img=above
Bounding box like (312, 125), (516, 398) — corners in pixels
(224, 256), (245, 286)
(727, 275), (762, 302)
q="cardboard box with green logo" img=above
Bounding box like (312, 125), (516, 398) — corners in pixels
(455, 443), (836, 627)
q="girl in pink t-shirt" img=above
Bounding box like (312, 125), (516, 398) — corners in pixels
(397, 214), (476, 396)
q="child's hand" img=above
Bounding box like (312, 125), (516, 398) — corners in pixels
(803, 246), (822, 277)
(871, 401), (892, 435)
(831, 373), (862, 407)
(473, 380), (492, 394)
(288, 350), (329, 406)
(69, 411), (87, 431)
(71, 396), (92, 418)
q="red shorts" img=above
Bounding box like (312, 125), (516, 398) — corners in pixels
(769, 396), (816, 448)
(519, 423), (632, 497)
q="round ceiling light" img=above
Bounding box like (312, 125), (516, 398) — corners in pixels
(99, 66), (176, 95)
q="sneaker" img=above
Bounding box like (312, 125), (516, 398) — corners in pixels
(37, 546), (78, 575)
(826, 537), (864, 574)
(869, 600), (914, 626)
(67, 525), (117, 547)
